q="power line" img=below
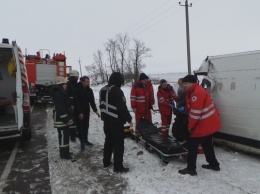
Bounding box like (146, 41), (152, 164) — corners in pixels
(129, 1), (183, 34)
(126, 0), (173, 32)
(133, 8), (182, 36)
(132, 0), (200, 36)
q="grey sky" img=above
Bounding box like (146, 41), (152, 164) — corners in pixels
(1, 0), (260, 75)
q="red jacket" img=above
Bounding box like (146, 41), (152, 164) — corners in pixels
(186, 83), (221, 137)
(131, 80), (155, 113)
(157, 84), (177, 115)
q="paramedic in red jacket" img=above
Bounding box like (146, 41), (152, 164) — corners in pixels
(131, 73), (155, 133)
(178, 75), (221, 176)
(157, 79), (178, 136)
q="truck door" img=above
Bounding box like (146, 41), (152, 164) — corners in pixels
(12, 42), (24, 131)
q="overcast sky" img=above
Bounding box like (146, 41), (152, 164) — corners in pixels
(1, 0), (260, 76)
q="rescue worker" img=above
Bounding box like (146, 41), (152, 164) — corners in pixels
(176, 78), (186, 108)
(66, 70), (79, 142)
(178, 75), (221, 176)
(130, 73), (154, 133)
(100, 72), (133, 173)
(157, 79), (177, 137)
(74, 76), (100, 151)
(52, 76), (73, 160)
(172, 78), (189, 142)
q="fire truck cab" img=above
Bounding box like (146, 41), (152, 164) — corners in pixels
(0, 38), (31, 140)
(25, 50), (70, 104)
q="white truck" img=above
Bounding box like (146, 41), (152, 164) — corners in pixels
(194, 50), (260, 155)
(0, 38), (31, 139)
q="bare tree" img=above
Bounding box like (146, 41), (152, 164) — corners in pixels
(93, 50), (106, 83)
(86, 50), (109, 84)
(125, 53), (133, 75)
(130, 38), (151, 80)
(116, 33), (130, 75)
(92, 36), (151, 84)
(105, 39), (119, 72)
(85, 64), (99, 82)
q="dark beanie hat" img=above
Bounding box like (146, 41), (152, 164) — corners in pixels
(139, 73), (149, 81)
(182, 75), (197, 83)
(108, 72), (124, 87)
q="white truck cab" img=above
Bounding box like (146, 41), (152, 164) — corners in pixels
(194, 51), (260, 155)
(0, 38), (31, 139)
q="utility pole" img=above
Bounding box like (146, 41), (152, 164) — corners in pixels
(180, 0), (192, 75)
(78, 58), (82, 77)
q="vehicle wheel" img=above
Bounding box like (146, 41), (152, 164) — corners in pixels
(22, 127), (32, 141)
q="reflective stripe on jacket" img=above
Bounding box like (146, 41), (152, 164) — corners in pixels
(100, 85), (118, 118)
(131, 80), (154, 113)
(99, 85), (132, 124)
(186, 83), (221, 137)
(53, 90), (72, 128)
(157, 84), (177, 115)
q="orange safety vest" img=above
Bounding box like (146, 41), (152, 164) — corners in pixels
(185, 83), (221, 137)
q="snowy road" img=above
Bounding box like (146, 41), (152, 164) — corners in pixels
(0, 105), (51, 193)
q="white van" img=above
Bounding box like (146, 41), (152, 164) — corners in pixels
(194, 51), (260, 155)
(0, 39), (31, 139)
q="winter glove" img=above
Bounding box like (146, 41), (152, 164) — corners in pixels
(170, 104), (175, 109)
(177, 106), (185, 113)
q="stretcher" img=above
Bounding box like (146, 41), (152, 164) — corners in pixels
(125, 118), (187, 165)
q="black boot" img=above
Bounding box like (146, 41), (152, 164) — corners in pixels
(114, 167), (129, 173)
(81, 143), (85, 151)
(202, 164), (220, 171)
(61, 155), (72, 160)
(62, 147), (73, 159)
(71, 136), (76, 142)
(103, 162), (113, 169)
(60, 148), (72, 160)
(60, 147), (66, 159)
(178, 168), (197, 176)
(85, 140), (93, 146)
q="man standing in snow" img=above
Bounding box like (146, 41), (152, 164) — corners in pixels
(178, 75), (221, 176)
(100, 72), (133, 173)
(172, 78), (189, 142)
(157, 79), (177, 137)
(130, 73), (155, 133)
(74, 76), (100, 151)
(66, 70), (79, 142)
(52, 76), (73, 160)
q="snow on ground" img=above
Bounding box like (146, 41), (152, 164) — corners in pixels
(46, 74), (260, 194)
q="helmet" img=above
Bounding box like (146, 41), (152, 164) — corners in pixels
(55, 76), (67, 85)
(69, 70), (79, 77)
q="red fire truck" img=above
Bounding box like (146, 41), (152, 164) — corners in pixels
(25, 50), (71, 104)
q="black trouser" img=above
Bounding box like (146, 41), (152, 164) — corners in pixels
(172, 113), (189, 142)
(57, 126), (70, 158)
(187, 134), (219, 170)
(69, 115), (77, 140)
(103, 122), (124, 170)
(78, 113), (90, 143)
